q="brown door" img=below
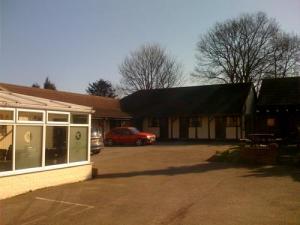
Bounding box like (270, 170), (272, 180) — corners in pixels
(215, 117), (226, 139)
(179, 117), (189, 139)
(159, 117), (169, 139)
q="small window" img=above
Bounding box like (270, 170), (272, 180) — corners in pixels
(0, 110), (14, 121)
(48, 113), (69, 123)
(189, 117), (202, 127)
(226, 117), (239, 127)
(148, 117), (159, 127)
(18, 111), (43, 122)
(71, 114), (88, 124)
(267, 118), (275, 127)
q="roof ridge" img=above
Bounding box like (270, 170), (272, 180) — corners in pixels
(262, 76), (300, 81)
(0, 82), (118, 102)
(135, 82), (251, 91)
(123, 83), (252, 98)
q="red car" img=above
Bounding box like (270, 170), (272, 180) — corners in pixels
(105, 127), (156, 146)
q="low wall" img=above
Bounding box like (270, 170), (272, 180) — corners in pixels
(0, 164), (92, 199)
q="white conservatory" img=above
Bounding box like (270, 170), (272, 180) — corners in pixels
(0, 90), (93, 199)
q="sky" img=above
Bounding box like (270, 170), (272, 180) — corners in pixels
(0, 0), (299, 93)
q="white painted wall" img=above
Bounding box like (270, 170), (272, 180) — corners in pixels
(225, 118), (242, 139)
(197, 117), (209, 139)
(226, 127), (241, 139)
(142, 116), (245, 140)
(0, 164), (92, 199)
(188, 127), (196, 139)
(169, 117), (179, 139)
(187, 117), (210, 139)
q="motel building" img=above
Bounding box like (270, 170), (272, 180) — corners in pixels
(0, 90), (93, 199)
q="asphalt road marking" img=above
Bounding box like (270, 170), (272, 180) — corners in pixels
(20, 215), (47, 225)
(70, 207), (94, 216)
(35, 197), (95, 209)
(52, 204), (77, 217)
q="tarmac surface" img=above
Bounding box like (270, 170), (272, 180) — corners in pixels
(1, 143), (300, 225)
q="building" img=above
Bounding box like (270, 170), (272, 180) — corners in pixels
(0, 83), (131, 137)
(0, 90), (93, 199)
(0, 82), (257, 141)
(256, 77), (300, 140)
(121, 83), (256, 140)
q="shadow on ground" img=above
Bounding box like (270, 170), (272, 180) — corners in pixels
(95, 161), (300, 182)
(105, 141), (240, 148)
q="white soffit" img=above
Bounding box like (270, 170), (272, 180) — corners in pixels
(0, 90), (93, 113)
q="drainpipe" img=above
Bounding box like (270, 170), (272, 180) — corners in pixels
(170, 117), (173, 139)
(208, 116), (211, 140)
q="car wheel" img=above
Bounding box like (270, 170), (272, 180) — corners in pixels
(136, 139), (143, 146)
(107, 139), (113, 146)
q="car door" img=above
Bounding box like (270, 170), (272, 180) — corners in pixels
(111, 128), (122, 143)
(119, 128), (135, 144)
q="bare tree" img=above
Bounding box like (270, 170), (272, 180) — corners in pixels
(119, 44), (183, 94)
(192, 12), (300, 87)
(86, 79), (116, 98)
(266, 32), (300, 78)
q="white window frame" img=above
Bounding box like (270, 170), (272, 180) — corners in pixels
(0, 107), (15, 123)
(0, 107), (91, 177)
(47, 111), (70, 124)
(70, 113), (89, 125)
(17, 109), (45, 124)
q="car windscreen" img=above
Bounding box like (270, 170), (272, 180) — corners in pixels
(91, 128), (102, 137)
(128, 127), (140, 134)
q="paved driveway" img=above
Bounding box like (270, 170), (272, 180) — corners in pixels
(1, 143), (300, 225)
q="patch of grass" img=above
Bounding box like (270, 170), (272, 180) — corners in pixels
(211, 145), (300, 166)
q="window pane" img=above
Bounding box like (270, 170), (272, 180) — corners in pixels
(15, 126), (42, 169)
(48, 113), (68, 122)
(0, 110), (13, 121)
(71, 114), (88, 124)
(0, 125), (13, 172)
(69, 127), (88, 162)
(46, 126), (68, 166)
(18, 111), (43, 122)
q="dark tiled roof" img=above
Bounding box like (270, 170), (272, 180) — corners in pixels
(258, 77), (300, 107)
(0, 83), (131, 119)
(120, 83), (252, 117)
